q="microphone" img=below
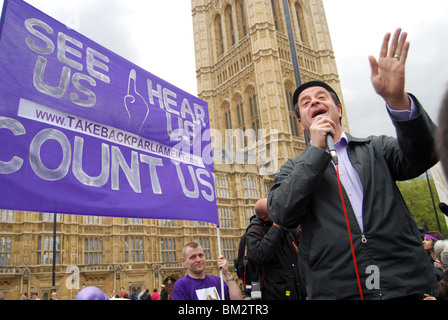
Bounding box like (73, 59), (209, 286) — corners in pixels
(326, 133), (338, 164)
(439, 202), (448, 217)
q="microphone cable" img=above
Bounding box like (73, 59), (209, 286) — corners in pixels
(328, 133), (363, 299)
(335, 162), (364, 300)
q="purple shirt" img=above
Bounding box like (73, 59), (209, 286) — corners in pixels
(172, 274), (230, 300)
(333, 98), (419, 232)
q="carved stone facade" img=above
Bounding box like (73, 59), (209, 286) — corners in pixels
(0, 0), (346, 300)
(192, 0), (348, 163)
(0, 211), (224, 300)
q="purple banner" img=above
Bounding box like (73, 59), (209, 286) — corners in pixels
(0, 0), (218, 225)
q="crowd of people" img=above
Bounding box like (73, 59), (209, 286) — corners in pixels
(12, 291), (57, 300)
(109, 285), (170, 300)
(9, 285), (170, 301)
(422, 233), (448, 300)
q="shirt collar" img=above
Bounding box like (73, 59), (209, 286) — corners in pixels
(335, 132), (349, 148)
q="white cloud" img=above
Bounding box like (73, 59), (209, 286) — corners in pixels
(21, 0), (198, 96)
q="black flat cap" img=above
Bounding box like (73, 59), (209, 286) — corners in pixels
(292, 81), (340, 107)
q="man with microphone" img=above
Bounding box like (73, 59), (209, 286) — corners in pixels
(268, 29), (439, 300)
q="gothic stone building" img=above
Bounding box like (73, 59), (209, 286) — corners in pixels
(0, 0), (347, 299)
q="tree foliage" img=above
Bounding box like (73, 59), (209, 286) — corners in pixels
(397, 173), (448, 236)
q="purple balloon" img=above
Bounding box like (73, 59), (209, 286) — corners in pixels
(75, 286), (109, 300)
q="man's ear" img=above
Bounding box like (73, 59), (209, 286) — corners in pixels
(298, 117), (305, 132)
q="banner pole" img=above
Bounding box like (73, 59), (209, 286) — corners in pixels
(216, 225), (225, 300)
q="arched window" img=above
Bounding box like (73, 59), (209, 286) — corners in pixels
(214, 15), (224, 57)
(271, 0), (285, 33)
(37, 236), (60, 265)
(218, 207), (233, 228)
(125, 237), (143, 263)
(0, 237), (11, 267)
(225, 108), (232, 130)
(225, 5), (235, 48)
(236, 0), (247, 39)
(216, 175), (230, 198)
(84, 237), (104, 264)
(235, 96), (247, 148)
(221, 238), (235, 262)
(39, 212), (61, 222)
(221, 100), (232, 134)
(0, 210), (13, 222)
(248, 90), (260, 140)
(220, 101), (233, 153)
(160, 238), (176, 262)
(294, 2), (309, 43)
(84, 215), (103, 224)
(243, 176), (259, 199)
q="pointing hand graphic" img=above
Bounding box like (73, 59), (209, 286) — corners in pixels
(124, 69), (150, 131)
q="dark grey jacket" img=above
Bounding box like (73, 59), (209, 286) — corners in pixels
(268, 95), (438, 299)
(246, 216), (306, 300)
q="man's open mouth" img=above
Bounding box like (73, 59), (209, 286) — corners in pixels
(312, 110), (327, 118)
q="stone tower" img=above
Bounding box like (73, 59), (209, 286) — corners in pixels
(191, 0), (348, 220)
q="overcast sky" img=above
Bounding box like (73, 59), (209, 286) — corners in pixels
(323, 0), (448, 137)
(2, 0), (448, 138)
